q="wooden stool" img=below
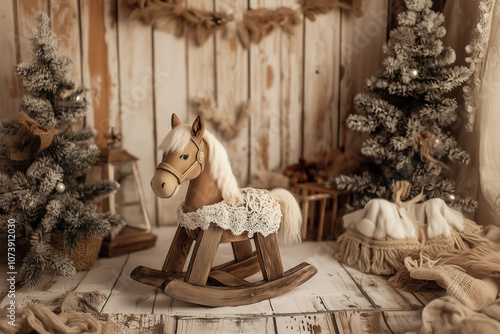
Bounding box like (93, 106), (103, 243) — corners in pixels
(297, 182), (349, 241)
(131, 225), (317, 307)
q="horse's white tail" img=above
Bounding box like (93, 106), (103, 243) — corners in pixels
(271, 188), (302, 245)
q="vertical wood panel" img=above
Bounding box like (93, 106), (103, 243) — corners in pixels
(50, 0), (82, 86)
(117, 0), (156, 224)
(80, 0), (120, 149)
(186, 0), (216, 123)
(0, 0), (20, 120)
(214, 0), (249, 185)
(281, 4), (304, 167)
(303, 10), (341, 161)
(250, 0), (282, 175)
(153, 25), (188, 225)
(339, 1), (387, 149)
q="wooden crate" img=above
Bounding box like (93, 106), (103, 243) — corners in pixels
(296, 182), (350, 241)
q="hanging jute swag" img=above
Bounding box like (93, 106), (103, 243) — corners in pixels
(126, 0), (363, 48)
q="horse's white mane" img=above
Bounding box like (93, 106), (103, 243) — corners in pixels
(158, 124), (244, 204)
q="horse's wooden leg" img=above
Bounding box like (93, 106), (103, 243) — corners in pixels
(162, 226), (193, 273)
(253, 233), (284, 281)
(231, 239), (253, 262)
(184, 225), (224, 286)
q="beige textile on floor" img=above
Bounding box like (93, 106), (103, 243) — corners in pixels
(416, 296), (500, 334)
(391, 226), (500, 311)
(404, 256), (499, 310)
(0, 291), (119, 334)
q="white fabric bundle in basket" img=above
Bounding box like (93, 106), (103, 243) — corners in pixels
(335, 198), (482, 275)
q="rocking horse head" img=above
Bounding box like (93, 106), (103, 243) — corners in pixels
(151, 114), (207, 199)
(152, 114), (244, 206)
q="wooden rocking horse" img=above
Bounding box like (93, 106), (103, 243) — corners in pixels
(131, 114), (317, 307)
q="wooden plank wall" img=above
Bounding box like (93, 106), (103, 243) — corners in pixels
(0, 0), (388, 225)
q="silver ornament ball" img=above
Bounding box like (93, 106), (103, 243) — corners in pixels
(75, 95), (83, 102)
(409, 68), (419, 79)
(56, 182), (66, 193)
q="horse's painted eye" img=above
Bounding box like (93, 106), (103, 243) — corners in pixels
(179, 154), (190, 160)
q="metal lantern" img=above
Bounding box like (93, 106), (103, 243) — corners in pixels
(93, 131), (156, 257)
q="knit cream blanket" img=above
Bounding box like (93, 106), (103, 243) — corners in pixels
(177, 187), (282, 237)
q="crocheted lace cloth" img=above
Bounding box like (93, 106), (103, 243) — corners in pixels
(177, 187), (282, 237)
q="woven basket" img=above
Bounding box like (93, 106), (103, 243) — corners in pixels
(50, 233), (103, 271)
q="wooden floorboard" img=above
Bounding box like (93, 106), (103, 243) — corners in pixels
(101, 224), (174, 314)
(274, 313), (337, 334)
(103, 310), (424, 334)
(334, 311), (392, 334)
(1, 226), (434, 332)
(340, 263), (414, 310)
(271, 241), (374, 313)
(106, 314), (176, 334)
(74, 255), (129, 312)
(176, 316), (275, 333)
(100, 254), (158, 314)
(0, 270), (88, 310)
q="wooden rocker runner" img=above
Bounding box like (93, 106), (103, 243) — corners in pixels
(131, 114), (317, 307)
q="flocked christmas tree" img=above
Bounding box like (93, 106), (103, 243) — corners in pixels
(0, 13), (124, 287)
(335, 0), (477, 212)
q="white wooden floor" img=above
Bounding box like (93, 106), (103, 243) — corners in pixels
(0, 227), (442, 333)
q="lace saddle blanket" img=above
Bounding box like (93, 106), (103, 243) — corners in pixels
(177, 188), (282, 237)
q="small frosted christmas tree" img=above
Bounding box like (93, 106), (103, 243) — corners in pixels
(0, 13), (124, 286)
(335, 0), (477, 212)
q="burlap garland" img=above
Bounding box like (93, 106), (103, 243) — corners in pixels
(236, 7), (301, 48)
(300, 0), (363, 20)
(10, 112), (58, 161)
(127, 0), (363, 48)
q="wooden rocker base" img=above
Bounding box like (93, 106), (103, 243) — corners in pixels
(130, 225), (317, 307)
(131, 262), (317, 307)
